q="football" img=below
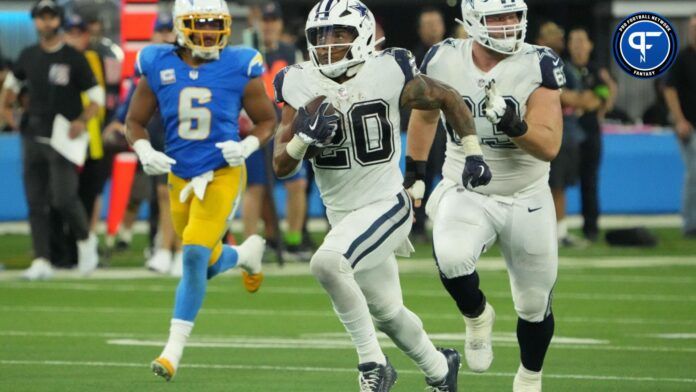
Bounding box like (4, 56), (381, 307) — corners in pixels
(292, 95), (337, 159)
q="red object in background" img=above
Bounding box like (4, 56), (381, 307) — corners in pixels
(122, 13), (158, 41)
(107, 152), (138, 236)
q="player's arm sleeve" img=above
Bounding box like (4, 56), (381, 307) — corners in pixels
(245, 49), (265, 78)
(273, 66), (289, 105)
(389, 48), (418, 84)
(538, 49), (566, 90)
(273, 66), (305, 109)
(419, 43), (442, 75)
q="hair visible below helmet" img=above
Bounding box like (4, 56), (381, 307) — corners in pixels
(459, 0), (528, 55)
(173, 0), (231, 60)
(305, 0), (376, 78)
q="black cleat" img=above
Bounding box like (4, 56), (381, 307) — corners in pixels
(426, 348), (462, 391)
(358, 357), (398, 392)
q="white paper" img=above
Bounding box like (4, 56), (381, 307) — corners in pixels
(50, 114), (88, 166)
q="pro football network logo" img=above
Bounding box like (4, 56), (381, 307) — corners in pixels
(612, 12), (678, 78)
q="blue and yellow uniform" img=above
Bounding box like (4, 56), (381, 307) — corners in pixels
(136, 43), (264, 263)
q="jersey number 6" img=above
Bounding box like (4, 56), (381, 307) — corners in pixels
(178, 87), (212, 140)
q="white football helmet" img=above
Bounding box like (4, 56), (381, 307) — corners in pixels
(459, 0), (528, 55)
(173, 0), (231, 60)
(305, 0), (376, 78)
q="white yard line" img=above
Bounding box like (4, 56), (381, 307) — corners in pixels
(2, 281), (695, 303)
(1, 330), (695, 354)
(2, 255), (695, 281)
(1, 305), (695, 327)
(0, 359), (694, 384)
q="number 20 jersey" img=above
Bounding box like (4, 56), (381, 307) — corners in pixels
(136, 44), (264, 179)
(422, 38), (565, 196)
(274, 49), (417, 212)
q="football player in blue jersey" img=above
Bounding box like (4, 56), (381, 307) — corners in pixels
(125, 0), (278, 381)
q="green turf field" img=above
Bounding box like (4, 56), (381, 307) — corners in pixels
(1, 230), (695, 391)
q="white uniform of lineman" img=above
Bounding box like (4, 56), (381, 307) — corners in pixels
(275, 51), (414, 272)
(424, 38), (564, 322)
(275, 46), (451, 384)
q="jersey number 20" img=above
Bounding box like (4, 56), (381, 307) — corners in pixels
(178, 87), (212, 140)
(314, 100), (395, 169)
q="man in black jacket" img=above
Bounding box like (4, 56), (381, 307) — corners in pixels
(0, 0), (104, 279)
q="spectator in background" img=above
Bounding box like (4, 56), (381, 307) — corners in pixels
(664, 14), (696, 238)
(65, 13), (109, 235)
(567, 27), (617, 242)
(0, 0), (102, 279)
(106, 13), (183, 274)
(0, 59), (16, 132)
(537, 21), (601, 248)
(86, 16), (123, 121)
(407, 6), (447, 243)
(643, 79), (671, 126)
(243, 2), (311, 261)
(412, 6), (446, 65)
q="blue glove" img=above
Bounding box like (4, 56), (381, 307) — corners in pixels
(295, 102), (340, 147)
(462, 155), (492, 188)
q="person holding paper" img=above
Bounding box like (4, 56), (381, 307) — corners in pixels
(0, 0), (104, 280)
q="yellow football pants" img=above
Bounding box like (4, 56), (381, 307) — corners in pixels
(168, 166), (246, 265)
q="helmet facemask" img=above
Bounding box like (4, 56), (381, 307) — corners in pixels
(460, 3), (528, 55)
(307, 25), (362, 78)
(176, 13), (231, 60)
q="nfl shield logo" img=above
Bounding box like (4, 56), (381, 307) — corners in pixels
(189, 70), (199, 80)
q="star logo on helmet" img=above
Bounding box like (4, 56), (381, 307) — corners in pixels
(349, 3), (368, 17)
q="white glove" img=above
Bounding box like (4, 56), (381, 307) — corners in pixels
(483, 80), (508, 125)
(132, 139), (176, 175)
(215, 136), (260, 167)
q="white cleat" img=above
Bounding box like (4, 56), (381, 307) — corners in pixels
(170, 251), (183, 277)
(21, 258), (54, 281)
(77, 233), (99, 276)
(463, 302), (495, 373)
(235, 235), (265, 293)
(146, 249), (173, 275)
(513, 364), (542, 392)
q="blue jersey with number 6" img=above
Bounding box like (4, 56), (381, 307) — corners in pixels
(136, 44), (264, 179)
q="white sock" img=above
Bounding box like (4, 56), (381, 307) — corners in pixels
(376, 308), (448, 382)
(557, 219), (568, 240)
(159, 319), (194, 369)
(517, 364), (542, 380)
(336, 305), (386, 365)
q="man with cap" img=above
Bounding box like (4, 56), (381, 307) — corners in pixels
(243, 2), (311, 261)
(0, 0), (104, 279)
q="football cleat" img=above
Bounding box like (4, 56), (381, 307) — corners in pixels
(77, 233), (99, 276)
(358, 357), (398, 392)
(463, 302), (495, 373)
(426, 348), (462, 392)
(236, 235), (265, 293)
(151, 357), (176, 381)
(146, 249), (173, 275)
(21, 258), (54, 281)
(513, 364), (542, 392)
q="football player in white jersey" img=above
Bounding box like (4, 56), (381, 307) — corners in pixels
(407, 1), (563, 391)
(272, 1), (492, 391)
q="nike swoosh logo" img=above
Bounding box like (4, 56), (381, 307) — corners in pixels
(309, 115), (320, 131)
(528, 207), (542, 213)
(478, 166), (485, 178)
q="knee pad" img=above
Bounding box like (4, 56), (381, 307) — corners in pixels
(309, 249), (348, 284)
(514, 288), (552, 322)
(433, 246), (478, 279)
